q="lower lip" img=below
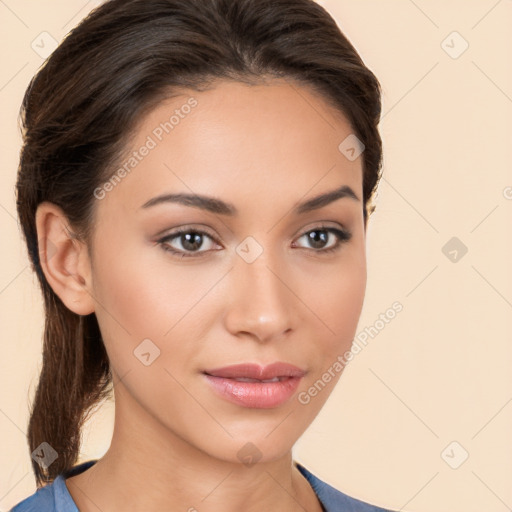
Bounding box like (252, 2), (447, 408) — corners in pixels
(203, 374), (302, 408)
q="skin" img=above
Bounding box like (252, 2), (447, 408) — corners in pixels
(36, 78), (367, 512)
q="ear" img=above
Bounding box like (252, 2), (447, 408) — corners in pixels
(35, 201), (95, 316)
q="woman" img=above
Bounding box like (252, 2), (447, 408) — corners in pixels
(11, 0), (393, 510)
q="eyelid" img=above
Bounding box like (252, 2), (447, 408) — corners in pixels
(295, 221), (349, 238)
(154, 223), (218, 239)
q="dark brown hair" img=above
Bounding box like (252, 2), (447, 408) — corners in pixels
(16, 0), (382, 487)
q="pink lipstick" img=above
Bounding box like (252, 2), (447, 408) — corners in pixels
(203, 362), (305, 408)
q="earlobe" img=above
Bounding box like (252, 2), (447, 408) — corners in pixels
(35, 201), (95, 316)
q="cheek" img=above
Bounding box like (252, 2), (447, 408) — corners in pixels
(308, 252), (367, 359)
(295, 255), (366, 408)
(90, 244), (219, 367)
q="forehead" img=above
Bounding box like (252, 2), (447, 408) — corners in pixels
(98, 79), (363, 216)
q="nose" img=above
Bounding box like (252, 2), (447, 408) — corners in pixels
(222, 249), (297, 344)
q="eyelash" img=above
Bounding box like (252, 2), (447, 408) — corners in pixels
(157, 225), (352, 259)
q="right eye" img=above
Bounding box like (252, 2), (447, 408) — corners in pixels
(157, 228), (221, 259)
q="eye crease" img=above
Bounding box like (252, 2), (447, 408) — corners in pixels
(156, 225), (352, 259)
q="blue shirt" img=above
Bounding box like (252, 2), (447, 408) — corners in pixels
(10, 459), (395, 511)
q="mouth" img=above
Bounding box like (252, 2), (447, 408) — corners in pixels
(202, 362), (306, 409)
(203, 362), (306, 380)
(215, 376), (287, 383)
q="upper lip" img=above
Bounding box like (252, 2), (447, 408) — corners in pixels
(203, 362), (306, 380)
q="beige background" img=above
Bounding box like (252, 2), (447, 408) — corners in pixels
(1, 1), (511, 511)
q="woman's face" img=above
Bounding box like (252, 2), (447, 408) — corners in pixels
(86, 79), (367, 464)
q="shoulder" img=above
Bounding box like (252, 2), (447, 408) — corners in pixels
(9, 479), (58, 512)
(296, 462), (397, 512)
(9, 460), (97, 512)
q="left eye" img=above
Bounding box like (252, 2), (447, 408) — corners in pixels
(293, 227), (351, 252)
(157, 226), (351, 259)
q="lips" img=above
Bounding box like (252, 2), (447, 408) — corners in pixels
(202, 362), (306, 408)
(204, 362), (306, 380)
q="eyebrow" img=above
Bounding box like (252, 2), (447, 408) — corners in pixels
(140, 184), (359, 216)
